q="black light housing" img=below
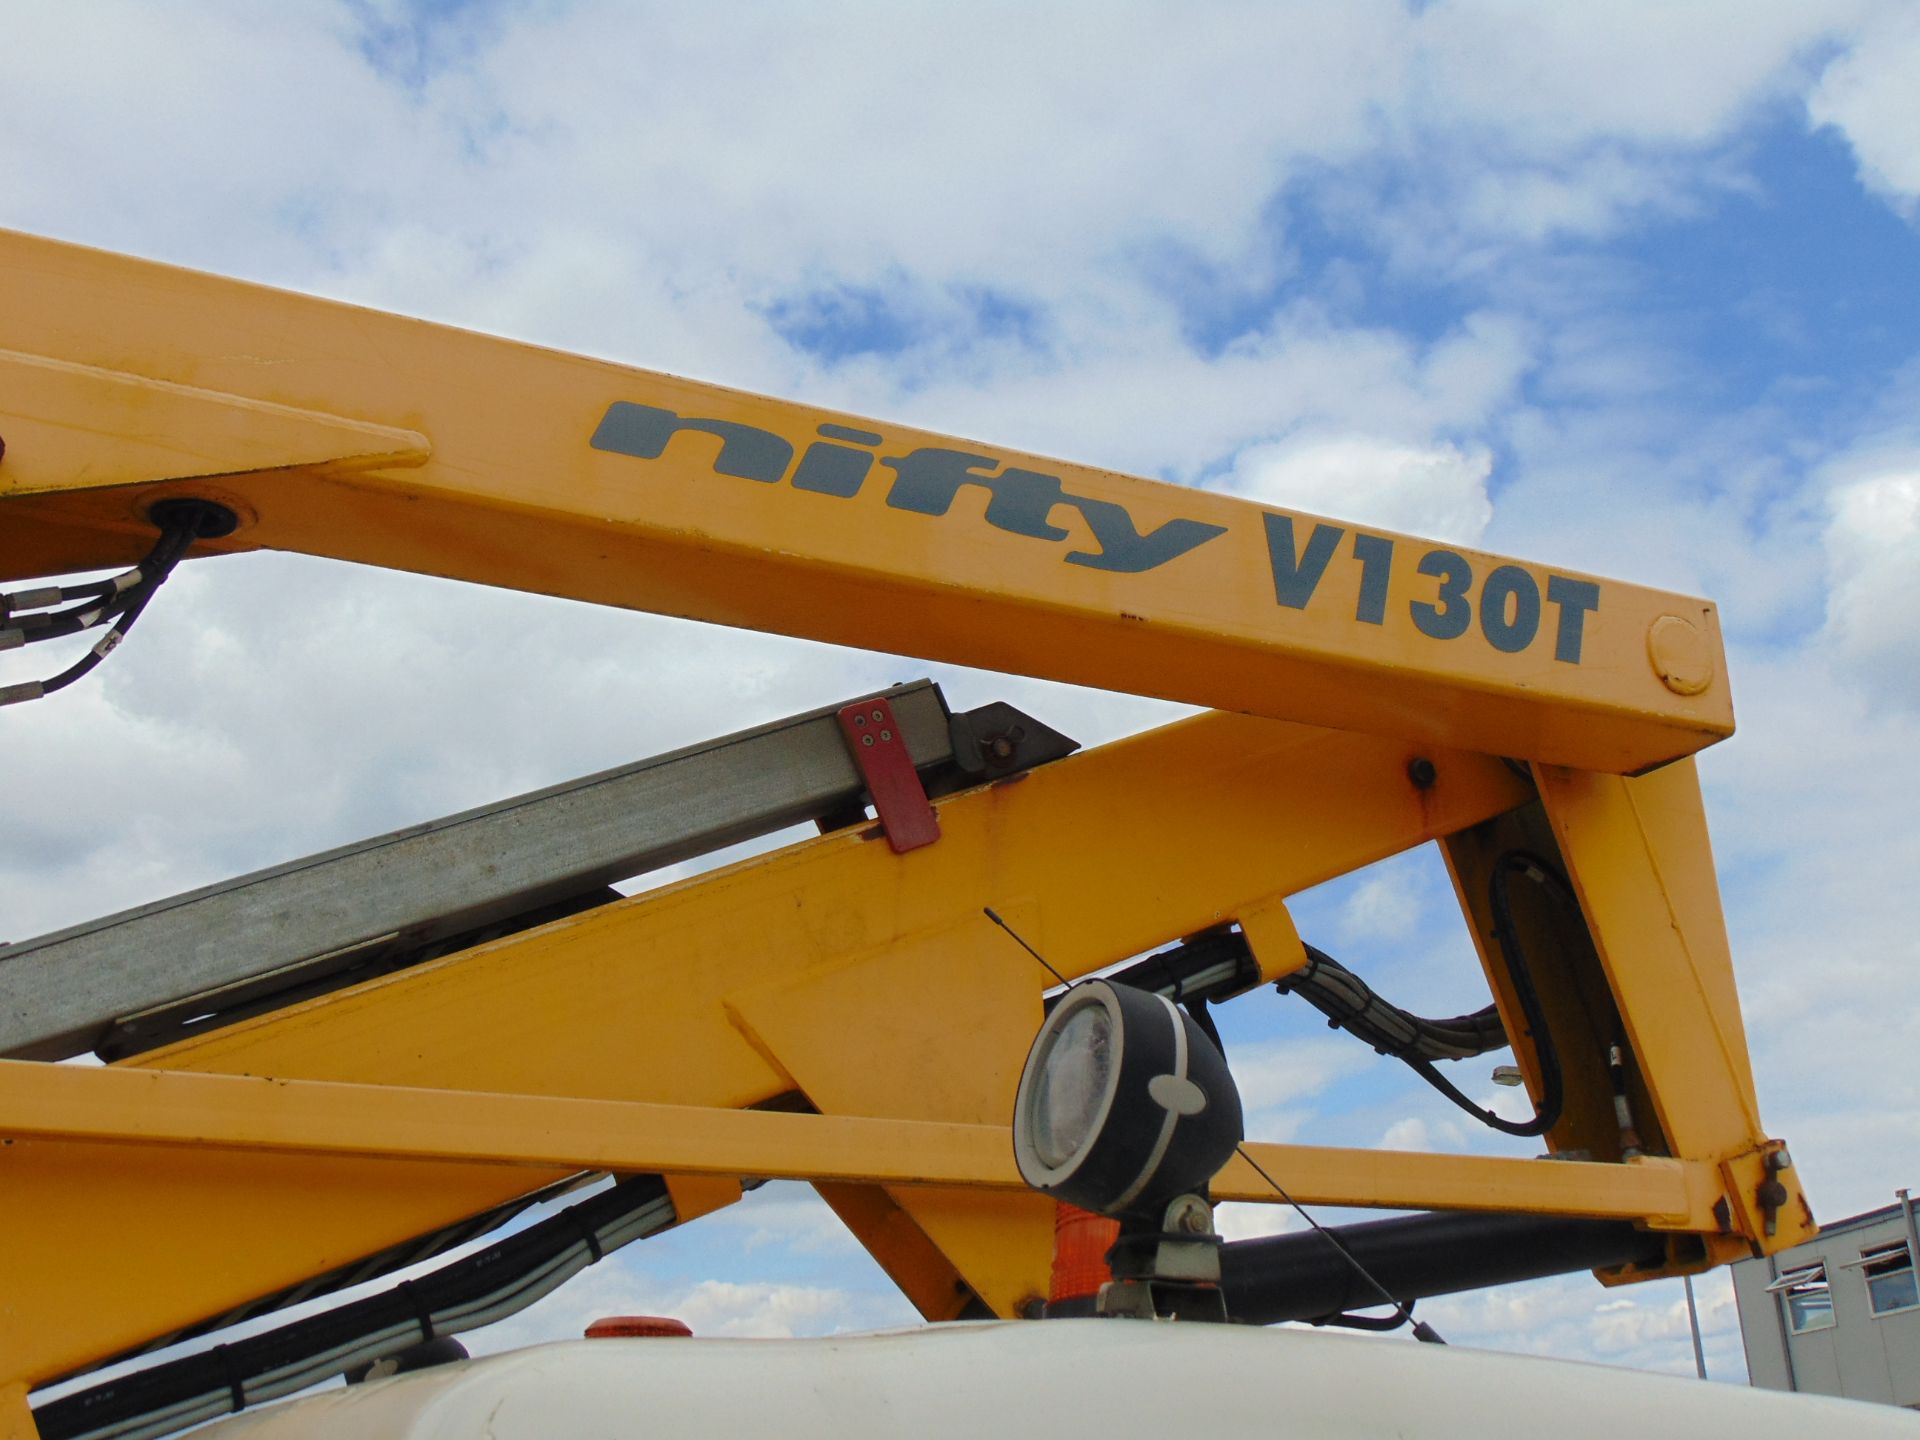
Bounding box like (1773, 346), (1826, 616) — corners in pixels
(1012, 979), (1243, 1221)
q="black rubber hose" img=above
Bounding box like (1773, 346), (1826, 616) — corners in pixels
(1436, 849), (1567, 1138)
(1273, 851), (1572, 1139)
(1310, 1301), (1413, 1332)
(1, 515), (206, 705)
(1185, 995), (1226, 1057)
(34, 579), (169, 697)
(1220, 1211), (1664, 1326)
(32, 1176), (671, 1440)
(1278, 945), (1507, 1062)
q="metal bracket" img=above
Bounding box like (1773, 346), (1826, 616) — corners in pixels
(838, 696), (941, 854)
(944, 701), (1079, 782)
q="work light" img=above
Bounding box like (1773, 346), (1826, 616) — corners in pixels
(1012, 980), (1242, 1220)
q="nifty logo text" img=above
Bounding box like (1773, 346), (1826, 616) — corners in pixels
(591, 401), (1601, 663)
(592, 401), (1219, 575)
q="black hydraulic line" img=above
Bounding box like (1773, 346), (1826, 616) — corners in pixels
(1277, 944), (1507, 1063)
(2, 582), (129, 638)
(1219, 1211), (1664, 1326)
(109, 1175), (588, 1358)
(1095, 883), (1572, 1140)
(1104, 930), (1508, 1069)
(2, 518), (191, 647)
(0, 499), (234, 707)
(1311, 1301), (1413, 1332)
(1270, 851), (1576, 1139)
(1413, 850), (1567, 1138)
(1085, 917), (1565, 1138)
(32, 1175), (672, 1440)
(31, 575), (172, 699)
(1184, 995), (1226, 1057)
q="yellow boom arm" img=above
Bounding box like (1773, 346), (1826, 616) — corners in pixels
(0, 231), (1806, 1404)
(0, 230), (1726, 773)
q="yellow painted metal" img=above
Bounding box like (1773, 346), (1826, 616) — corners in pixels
(811, 1183), (992, 1322)
(1533, 759), (1813, 1247)
(1443, 801), (1648, 1167)
(3, 1141), (549, 1389)
(0, 224), (1811, 1405)
(1222, 1146), (1714, 1227)
(0, 229), (1726, 773)
(0, 349), (430, 490)
(1, 1381), (31, 1440)
(1235, 896), (1309, 984)
(662, 1174), (746, 1225)
(0, 1058), (1714, 1220)
(834, 1190), (1054, 1322)
(0, 1060), (1020, 1184)
(724, 914), (1058, 1315)
(3, 712), (1530, 1382)
(1718, 1142), (1813, 1257)
(1441, 761), (1812, 1277)
(1534, 761), (1759, 1148)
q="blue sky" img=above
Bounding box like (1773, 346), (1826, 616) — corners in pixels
(6, 0), (1920, 1393)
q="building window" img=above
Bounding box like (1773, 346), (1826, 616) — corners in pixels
(1861, 1242), (1917, 1317)
(1766, 1264), (1836, 1333)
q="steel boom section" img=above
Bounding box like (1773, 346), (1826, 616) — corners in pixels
(0, 1059), (1717, 1222)
(0, 228), (1726, 773)
(2, 711), (1530, 1383)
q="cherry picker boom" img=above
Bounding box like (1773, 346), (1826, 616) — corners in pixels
(0, 228), (1817, 1438)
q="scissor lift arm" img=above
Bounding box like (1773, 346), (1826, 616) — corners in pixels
(0, 231), (1810, 1430)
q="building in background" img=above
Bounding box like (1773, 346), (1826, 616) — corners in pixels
(1733, 1189), (1919, 1408)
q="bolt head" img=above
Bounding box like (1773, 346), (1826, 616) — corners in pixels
(1162, 1193), (1215, 1236)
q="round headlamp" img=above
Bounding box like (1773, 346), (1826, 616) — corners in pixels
(1012, 979), (1243, 1220)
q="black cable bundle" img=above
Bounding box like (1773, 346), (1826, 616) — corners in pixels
(34, 1175), (675, 1440)
(1274, 851), (1572, 1138)
(1276, 946), (1508, 1062)
(0, 499), (232, 706)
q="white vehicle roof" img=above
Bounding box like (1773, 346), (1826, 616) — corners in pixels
(198, 1319), (1919, 1439)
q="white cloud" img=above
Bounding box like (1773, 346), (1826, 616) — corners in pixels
(1676, 441), (1920, 1226)
(698, 1185), (865, 1259)
(1227, 434), (1495, 545)
(1809, 5), (1920, 218)
(1231, 1038), (1377, 1140)
(1821, 464), (1920, 707)
(466, 1256), (913, 1356)
(669, 1280), (876, 1339)
(1337, 869), (1427, 947)
(1374, 1116), (1471, 1153)
(1426, 1269), (1746, 1381)
(0, 553), (900, 934)
(1378, 1117), (1432, 1152)
(1214, 1203), (1309, 1244)
(1411, 1), (1862, 153)
(475, 3), (1407, 289)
